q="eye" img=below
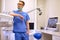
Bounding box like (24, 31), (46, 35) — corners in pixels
(18, 3), (23, 5)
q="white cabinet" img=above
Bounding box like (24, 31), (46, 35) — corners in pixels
(52, 35), (60, 40)
(0, 13), (13, 27)
(39, 30), (60, 40)
(1, 28), (15, 40)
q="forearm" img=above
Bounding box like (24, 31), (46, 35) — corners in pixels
(10, 12), (24, 19)
(10, 13), (20, 16)
(26, 21), (30, 31)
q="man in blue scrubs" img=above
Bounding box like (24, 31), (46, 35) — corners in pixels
(10, 1), (30, 40)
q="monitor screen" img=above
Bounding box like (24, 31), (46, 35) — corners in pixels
(47, 17), (58, 28)
(29, 23), (34, 30)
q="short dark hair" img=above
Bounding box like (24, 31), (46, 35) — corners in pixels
(19, 1), (25, 6)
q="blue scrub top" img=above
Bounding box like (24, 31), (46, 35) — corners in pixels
(13, 10), (30, 33)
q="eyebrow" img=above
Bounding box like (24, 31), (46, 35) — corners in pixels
(17, 3), (23, 5)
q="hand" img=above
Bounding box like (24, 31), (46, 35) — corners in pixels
(26, 31), (30, 35)
(19, 15), (24, 19)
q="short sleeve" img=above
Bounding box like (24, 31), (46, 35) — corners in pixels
(13, 10), (17, 13)
(26, 14), (30, 21)
(9, 10), (18, 14)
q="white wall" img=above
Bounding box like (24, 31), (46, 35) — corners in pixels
(46, 0), (60, 22)
(2, 0), (37, 23)
(2, 0), (19, 12)
(21, 0), (37, 30)
(37, 0), (47, 29)
(2, 0), (37, 30)
(0, 0), (2, 12)
(1, 0), (60, 30)
(37, 0), (60, 29)
(21, 0), (37, 22)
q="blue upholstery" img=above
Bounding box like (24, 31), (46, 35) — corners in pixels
(33, 33), (42, 40)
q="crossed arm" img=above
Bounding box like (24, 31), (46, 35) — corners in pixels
(9, 12), (24, 19)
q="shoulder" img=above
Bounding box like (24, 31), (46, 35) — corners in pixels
(13, 9), (19, 13)
(22, 12), (29, 15)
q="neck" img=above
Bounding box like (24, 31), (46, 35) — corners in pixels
(20, 10), (22, 12)
(18, 10), (22, 12)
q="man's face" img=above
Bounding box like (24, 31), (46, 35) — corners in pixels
(17, 2), (24, 9)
